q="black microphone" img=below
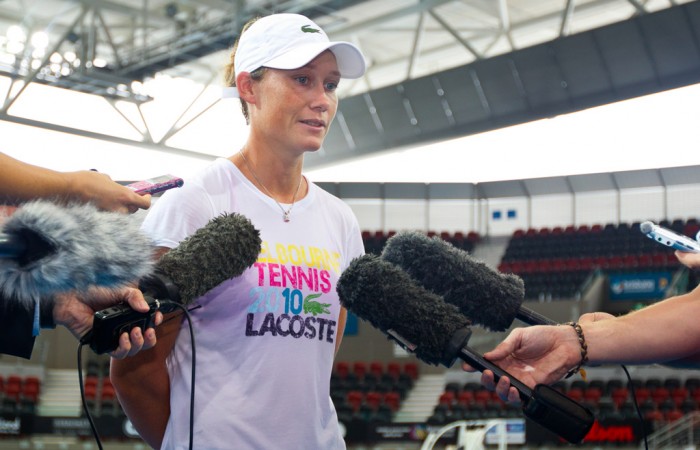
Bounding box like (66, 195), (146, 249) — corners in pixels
(87, 212), (262, 354)
(337, 255), (594, 444)
(0, 200), (154, 305)
(381, 231), (557, 331)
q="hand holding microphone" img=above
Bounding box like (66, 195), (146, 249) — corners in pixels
(337, 255), (594, 444)
(464, 324), (588, 405)
(0, 200), (158, 358)
(86, 212), (262, 354)
(54, 286), (162, 359)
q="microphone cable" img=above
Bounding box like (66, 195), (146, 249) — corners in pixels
(620, 364), (649, 450)
(77, 302), (197, 450)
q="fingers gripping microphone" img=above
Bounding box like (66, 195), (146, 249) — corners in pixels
(337, 255), (594, 444)
(381, 231), (556, 331)
(87, 212), (262, 354)
(0, 200), (154, 305)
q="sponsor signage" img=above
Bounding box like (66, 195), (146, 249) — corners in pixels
(609, 272), (672, 300)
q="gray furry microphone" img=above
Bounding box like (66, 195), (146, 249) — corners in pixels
(0, 200), (154, 306)
(381, 231), (556, 331)
(336, 254), (594, 444)
(88, 212), (262, 354)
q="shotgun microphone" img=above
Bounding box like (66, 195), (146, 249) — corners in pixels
(87, 212), (262, 354)
(0, 200), (153, 305)
(336, 255), (593, 444)
(381, 231), (557, 331)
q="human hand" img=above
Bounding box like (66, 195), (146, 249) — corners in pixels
(68, 170), (151, 213)
(675, 250), (700, 269)
(52, 287), (163, 359)
(462, 325), (583, 405)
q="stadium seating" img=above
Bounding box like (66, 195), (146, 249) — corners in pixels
(499, 219), (697, 300)
(361, 230), (480, 255)
(330, 360), (418, 423)
(429, 375), (700, 426)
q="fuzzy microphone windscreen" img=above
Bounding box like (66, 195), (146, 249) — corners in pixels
(337, 254), (471, 366)
(381, 231), (525, 331)
(156, 212), (261, 304)
(0, 200), (154, 307)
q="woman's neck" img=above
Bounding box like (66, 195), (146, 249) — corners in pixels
(231, 146), (307, 203)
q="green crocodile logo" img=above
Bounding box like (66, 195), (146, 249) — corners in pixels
(301, 25), (321, 34)
(303, 293), (331, 316)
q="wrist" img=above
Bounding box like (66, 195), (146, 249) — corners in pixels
(52, 293), (91, 340)
(564, 321), (588, 380)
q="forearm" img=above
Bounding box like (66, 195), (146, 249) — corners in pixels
(334, 307), (347, 357)
(0, 154), (74, 204)
(110, 317), (180, 448)
(583, 288), (700, 366)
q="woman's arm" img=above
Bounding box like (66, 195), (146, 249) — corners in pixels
(109, 247), (176, 449)
(335, 307), (347, 357)
(110, 315), (181, 449)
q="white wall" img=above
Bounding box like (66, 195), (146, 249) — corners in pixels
(384, 200), (428, 232)
(574, 191), (619, 227)
(349, 183), (700, 237)
(531, 194), (574, 230)
(620, 187), (665, 224)
(427, 200), (475, 233)
(668, 185), (700, 221)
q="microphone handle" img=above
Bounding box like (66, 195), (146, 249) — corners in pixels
(458, 345), (533, 400)
(516, 306), (558, 326)
(458, 345), (594, 444)
(87, 272), (184, 354)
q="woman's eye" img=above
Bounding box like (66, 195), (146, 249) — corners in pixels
(296, 76), (309, 84)
(325, 82), (338, 91)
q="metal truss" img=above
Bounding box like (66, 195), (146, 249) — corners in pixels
(0, 0), (687, 158)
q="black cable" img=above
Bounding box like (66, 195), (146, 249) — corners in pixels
(621, 364), (649, 450)
(76, 302), (196, 450)
(164, 301), (196, 450)
(77, 342), (104, 450)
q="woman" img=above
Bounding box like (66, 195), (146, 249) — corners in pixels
(110, 13), (366, 449)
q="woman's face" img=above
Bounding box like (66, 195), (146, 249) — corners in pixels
(249, 50), (341, 154)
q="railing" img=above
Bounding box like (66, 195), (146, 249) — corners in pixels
(646, 411), (700, 449)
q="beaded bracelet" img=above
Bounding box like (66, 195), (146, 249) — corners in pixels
(564, 321), (588, 380)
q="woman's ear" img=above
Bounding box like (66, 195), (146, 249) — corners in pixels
(236, 72), (255, 103)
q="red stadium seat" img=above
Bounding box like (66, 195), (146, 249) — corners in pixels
(352, 361), (368, 379)
(387, 362), (401, 381)
(369, 361), (384, 379)
(383, 391), (401, 411)
(474, 390), (491, 405)
(403, 362), (418, 380)
(457, 390), (474, 405)
(439, 392), (455, 406)
(335, 362), (350, 379)
(365, 391), (382, 410)
(346, 391), (363, 412)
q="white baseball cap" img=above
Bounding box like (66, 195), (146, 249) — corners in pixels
(223, 13), (366, 99)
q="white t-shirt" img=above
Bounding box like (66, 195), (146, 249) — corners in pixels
(140, 158), (364, 450)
